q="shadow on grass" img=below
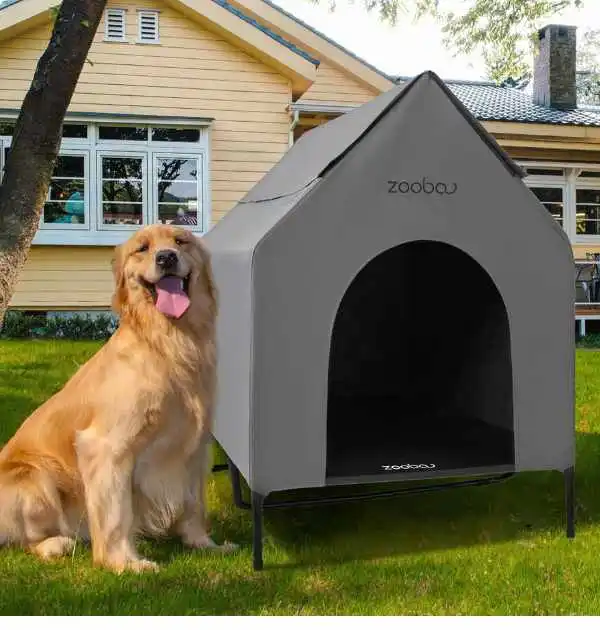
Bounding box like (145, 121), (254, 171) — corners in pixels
(208, 430), (600, 570)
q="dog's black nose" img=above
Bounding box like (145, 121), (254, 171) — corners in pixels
(155, 249), (178, 270)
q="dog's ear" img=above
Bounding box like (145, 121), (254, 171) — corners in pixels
(192, 235), (218, 314)
(111, 244), (128, 314)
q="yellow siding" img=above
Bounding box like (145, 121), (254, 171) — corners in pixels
(298, 59), (378, 106)
(1, 0), (293, 309)
(10, 247), (115, 309)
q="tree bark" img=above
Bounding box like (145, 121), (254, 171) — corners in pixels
(0, 0), (107, 325)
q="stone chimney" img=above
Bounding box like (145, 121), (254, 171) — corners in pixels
(533, 24), (577, 110)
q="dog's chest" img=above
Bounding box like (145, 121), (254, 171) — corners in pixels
(140, 392), (205, 463)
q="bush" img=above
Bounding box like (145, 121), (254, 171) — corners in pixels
(577, 333), (600, 349)
(0, 311), (118, 340)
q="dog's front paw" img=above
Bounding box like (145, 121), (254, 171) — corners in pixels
(102, 556), (160, 574)
(127, 558), (160, 573)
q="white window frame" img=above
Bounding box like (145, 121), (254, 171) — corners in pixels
(42, 149), (90, 232)
(152, 152), (205, 228)
(96, 150), (149, 232)
(0, 133), (11, 185)
(0, 117), (213, 246)
(137, 9), (160, 44)
(526, 180), (567, 231)
(520, 161), (600, 244)
(104, 8), (127, 43)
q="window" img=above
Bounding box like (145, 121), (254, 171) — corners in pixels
(138, 10), (159, 44)
(99, 155), (145, 227)
(0, 119), (210, 245)
(156, 157), (201, 225)
(99, 125), (148, 142)
(576, 188), (600, 236)
(104, 8), (126, 42)
(43, 154), (88, 229)
(521, 161), (600, 243)
(529, 186), (565, 227)
(152, 128), (201, 143)
(62, 124), (88, 139)
(0, 122), (14, 136)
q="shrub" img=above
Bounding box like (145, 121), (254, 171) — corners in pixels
(0, 311), (118, 340)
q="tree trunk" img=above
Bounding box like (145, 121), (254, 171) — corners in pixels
(0, 0), (107, 326)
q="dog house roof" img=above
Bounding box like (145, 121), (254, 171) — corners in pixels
(205, 71), (529, 255)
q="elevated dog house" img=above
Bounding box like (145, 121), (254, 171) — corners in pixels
(204, 71), (576, 570)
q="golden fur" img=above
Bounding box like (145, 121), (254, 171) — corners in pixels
(0, 224), (231, 572)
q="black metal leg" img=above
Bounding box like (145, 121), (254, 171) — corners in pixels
(565, 466), (575, 539)
(227, 457), (249, 509)
(252, 491), (265, 571)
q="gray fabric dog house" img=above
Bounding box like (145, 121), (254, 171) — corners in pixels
(204, 71), (576, 569)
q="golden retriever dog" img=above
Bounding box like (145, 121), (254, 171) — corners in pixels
(0, 224), (230, 573)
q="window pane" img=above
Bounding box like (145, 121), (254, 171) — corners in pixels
(576, 206), (600, 236)
(152, 128), (201, 142)
(579, 171), (600, 179)
(525, 167), (565, 176)
(55, 155), (85, 178)
(158, 204), (198, 225)
(0, 122), (14, 136)
(99, 126), (148, 141)
(157, 181), (197, 203)
(42, 155), (86, 226)
(101, 156), (144, 226)
(43, 201), (85, 224)
(576, 189), (600, 235)
(531, 187), (563, 203)
(102, 157), (143, 179)
(62, 124), (88, 139)
(530, 187), (564, 227)
(157, 158), (197, 181)
(102, 180), (143, 203)
(577, 189), (600, 205)
(102, 203), (143, 225)
(1, 146), (8, 185)
(48, 179), (85, 201)
(155, 156), (199, 226)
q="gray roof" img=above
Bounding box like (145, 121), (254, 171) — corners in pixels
(241, 71), (523, 208)
(395, 76), (600, 127)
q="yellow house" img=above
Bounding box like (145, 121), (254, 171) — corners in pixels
(0, 0), (599, 314)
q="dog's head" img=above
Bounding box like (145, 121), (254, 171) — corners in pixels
(111, 224), (216, 323)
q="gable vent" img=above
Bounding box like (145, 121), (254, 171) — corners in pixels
(138, 10), (160, 44)
(104, 8), (126, 42)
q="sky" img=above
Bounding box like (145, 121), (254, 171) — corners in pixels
(272, 0), (600, 81)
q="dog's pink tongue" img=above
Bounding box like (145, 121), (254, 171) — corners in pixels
(155, 276), (190, 319)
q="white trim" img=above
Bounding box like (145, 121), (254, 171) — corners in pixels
(0, 111), (214, 128)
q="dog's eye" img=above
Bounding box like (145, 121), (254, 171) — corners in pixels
(175, 238), (186, 246)
(137, 243), (149, 253)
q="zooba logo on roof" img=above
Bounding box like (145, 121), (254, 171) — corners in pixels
(387, 178), (458, 195)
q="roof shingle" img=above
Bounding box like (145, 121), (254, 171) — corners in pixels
(395, 77), (600, 127)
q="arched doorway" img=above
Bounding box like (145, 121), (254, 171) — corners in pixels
(326, 241), (514, 479)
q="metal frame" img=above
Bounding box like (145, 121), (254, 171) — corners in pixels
(211, 459), (577, 571)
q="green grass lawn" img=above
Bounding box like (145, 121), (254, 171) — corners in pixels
(1, 340), (600, 614)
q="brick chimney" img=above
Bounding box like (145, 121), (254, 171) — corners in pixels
(533, 24), (577, 110)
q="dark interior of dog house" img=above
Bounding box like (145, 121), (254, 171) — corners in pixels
(326, 240), (515, 479)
